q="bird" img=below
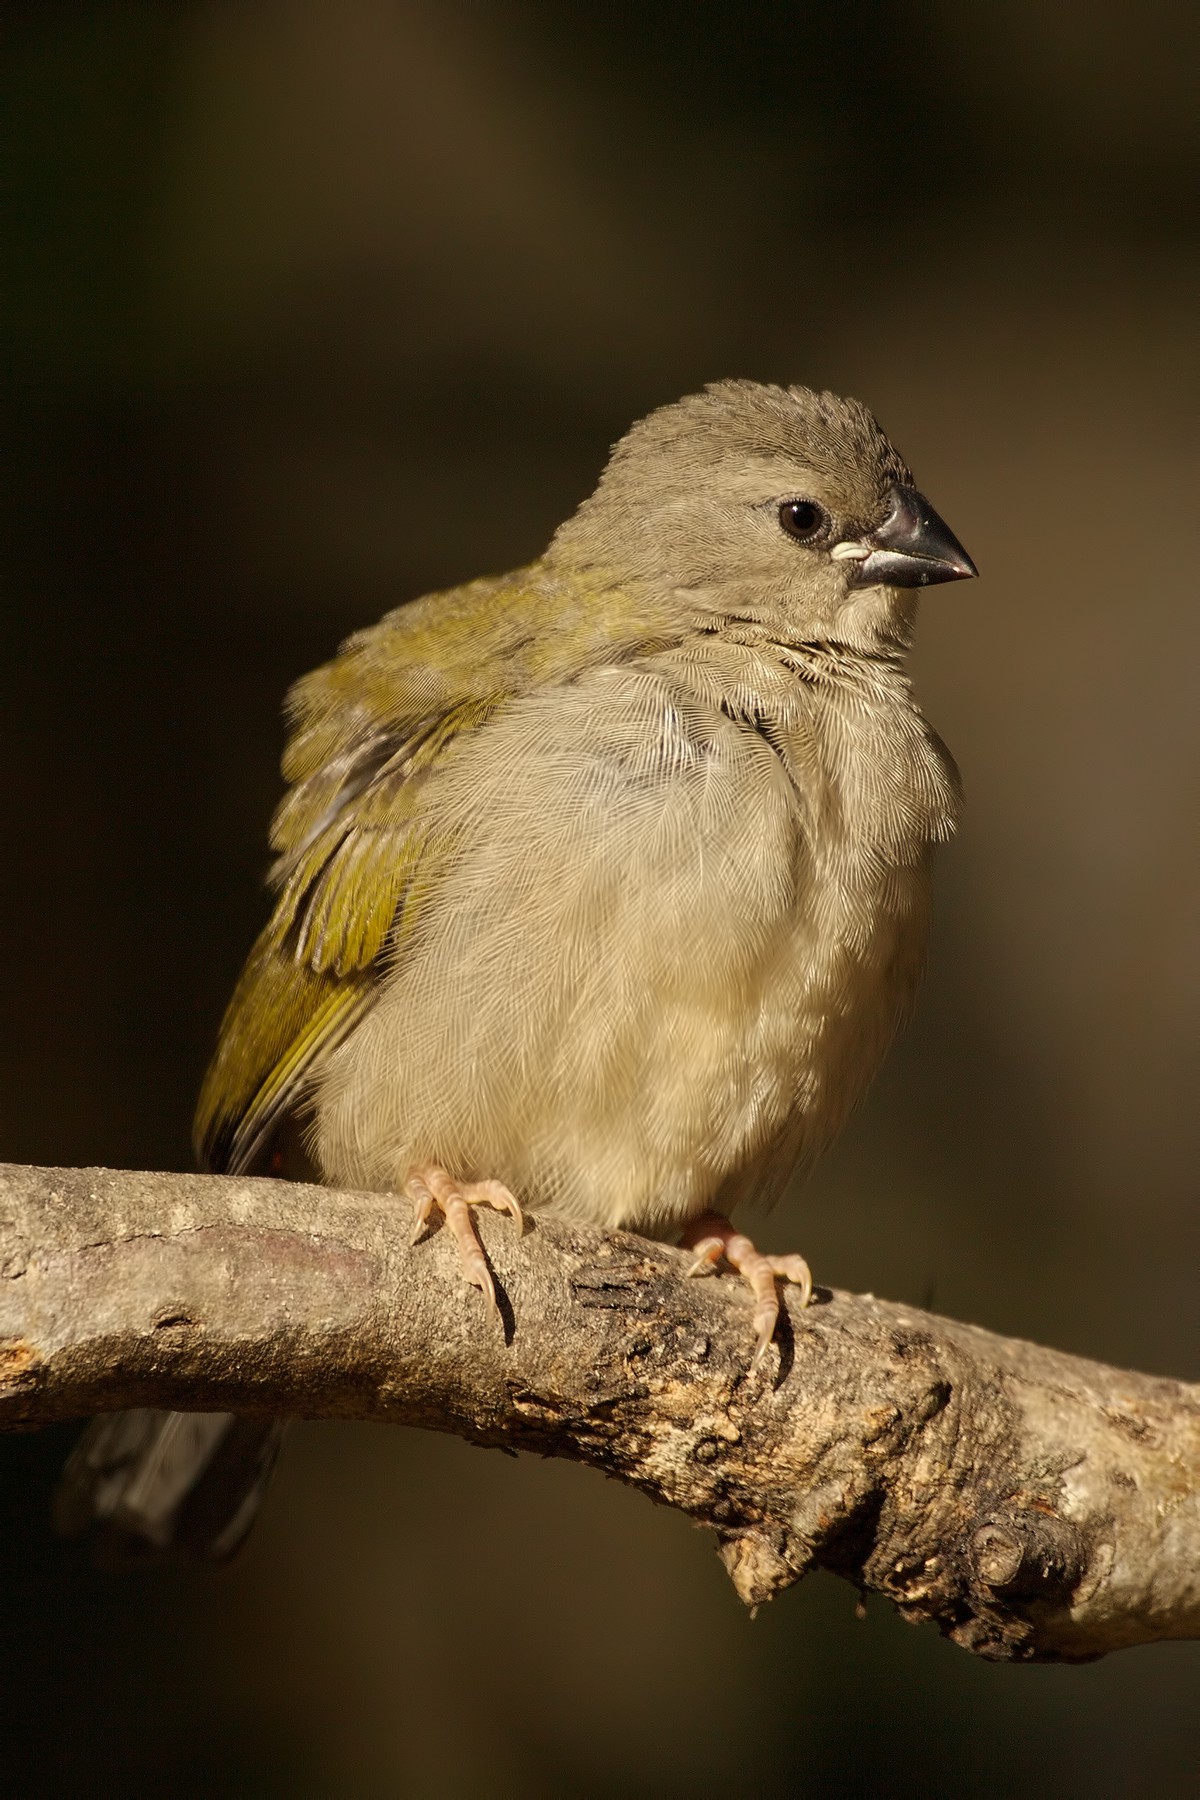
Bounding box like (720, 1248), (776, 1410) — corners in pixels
(56, 379), (975, 1560)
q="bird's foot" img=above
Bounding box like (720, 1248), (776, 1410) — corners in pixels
(404, 1165), (524, 1318)
(681, 1212), (812, 1366)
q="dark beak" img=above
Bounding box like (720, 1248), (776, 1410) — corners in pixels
(848, 484), (978, 589)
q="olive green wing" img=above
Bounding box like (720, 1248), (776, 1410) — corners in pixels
(192, 945), (373, 1178)
(193, 699), (508, 1176)
(193, 563), (665, 1176)
(192, 576), (533, 1177)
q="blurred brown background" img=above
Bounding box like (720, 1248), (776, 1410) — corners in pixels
(2, 2), (1197, 1794)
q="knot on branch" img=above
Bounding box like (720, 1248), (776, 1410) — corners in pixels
(970, 1511), (1088, 1602)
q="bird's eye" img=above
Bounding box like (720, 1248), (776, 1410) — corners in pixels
(777, 499), (829, 544)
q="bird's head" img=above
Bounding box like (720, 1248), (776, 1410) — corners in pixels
(550, 379), (977, 654)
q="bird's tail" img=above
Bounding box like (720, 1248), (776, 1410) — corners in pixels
(54, 1409), (287, 1564)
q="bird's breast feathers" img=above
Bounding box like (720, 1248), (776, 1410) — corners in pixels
(313, 637), (959, 1234)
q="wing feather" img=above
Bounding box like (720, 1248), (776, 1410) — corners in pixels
(194, 680), (506, 1174)
(193, 563), (663, 1175)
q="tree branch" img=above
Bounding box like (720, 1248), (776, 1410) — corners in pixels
(2, 1161), (1196, 1661)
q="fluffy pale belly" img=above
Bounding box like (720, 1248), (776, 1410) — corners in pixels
(710, 862), (931, 1220)
(541, 865), (932, 1236)
(313, 657), (942, 1237)
(315, 853), (931, 1240)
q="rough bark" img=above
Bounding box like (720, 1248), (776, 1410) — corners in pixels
(2, 1161), (1196, 1662)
